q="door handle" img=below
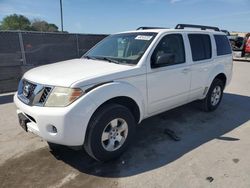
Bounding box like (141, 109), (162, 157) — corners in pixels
(182, 68), (191, 74)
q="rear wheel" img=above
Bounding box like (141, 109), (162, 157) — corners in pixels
(201, 79), (224, 112)
(84, 104), (136, 162)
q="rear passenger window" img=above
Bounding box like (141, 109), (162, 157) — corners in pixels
(214, 35), (232, 56)
(188, 34), (212, 61)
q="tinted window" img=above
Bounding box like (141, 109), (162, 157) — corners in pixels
(151, 34), (185, 67)
(188, 34), (212, 61)
(214, 35), (232, 56)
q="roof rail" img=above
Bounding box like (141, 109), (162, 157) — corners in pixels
(136, 26), (167, 30)
(175, 24), (220, 32)
(221, 30), (230, 36)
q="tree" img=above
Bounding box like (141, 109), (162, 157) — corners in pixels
(0, 14), (60, 32)
(0, 14), (31, 30)
(31, 19), (59, 32)
(47, 23), (59, 32)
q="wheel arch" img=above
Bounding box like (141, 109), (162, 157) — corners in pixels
(214, 73), (227, 89)
(85, 81), (145, 124)
(206, 64), (227, 89)
(91, 96), (141, 124)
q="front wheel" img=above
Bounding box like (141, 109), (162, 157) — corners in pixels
(84, 104), (136, 162)
(201, 79), (224, 112)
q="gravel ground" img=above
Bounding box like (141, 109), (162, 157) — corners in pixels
(0, 61), (249, 188)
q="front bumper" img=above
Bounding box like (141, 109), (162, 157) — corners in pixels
(14, 93), (97, 146)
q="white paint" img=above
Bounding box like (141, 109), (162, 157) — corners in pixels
(14, 28), (233, 147)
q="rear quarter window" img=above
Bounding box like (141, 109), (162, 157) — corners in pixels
(214, 35), (232, 56)
(188, 34), (212, 62)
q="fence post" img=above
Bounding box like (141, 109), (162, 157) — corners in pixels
(18, 32), (27, 65)
(76, 34), (80, 57)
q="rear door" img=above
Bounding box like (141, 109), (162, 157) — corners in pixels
(187, 33), (214, 101)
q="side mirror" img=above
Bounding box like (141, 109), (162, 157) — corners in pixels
(153, 53), (175, 68)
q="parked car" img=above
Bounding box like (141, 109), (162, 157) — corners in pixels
(229, 36), (244, 49)
(245, 37), (250, 53)
(243, 33), (250, 57)
(230, 33), (250, 58)
(14, 24), (233, 161)
(230, 36), (244, 58)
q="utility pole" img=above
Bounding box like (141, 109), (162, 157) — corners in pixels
(60, 0), (64, 32)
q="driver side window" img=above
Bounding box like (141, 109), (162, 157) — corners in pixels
(151, 34), (186, 68)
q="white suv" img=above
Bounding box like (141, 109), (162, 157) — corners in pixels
(14, 24), (233, 161)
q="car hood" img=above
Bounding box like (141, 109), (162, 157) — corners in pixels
(23, 59), (134, 87)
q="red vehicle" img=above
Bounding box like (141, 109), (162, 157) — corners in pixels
(240, 33), (250, 57)
(245, 37), (250, 53)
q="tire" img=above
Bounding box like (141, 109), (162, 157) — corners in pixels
(201, 79), (224, 112)
(84, 104), (136, 162)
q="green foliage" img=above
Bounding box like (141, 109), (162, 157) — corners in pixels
(0, 14), (31, 30)
(31, 19), (59, 32)
(0, 14), (59, 32)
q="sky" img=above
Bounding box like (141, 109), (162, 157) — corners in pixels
(0, 0), (249, 34)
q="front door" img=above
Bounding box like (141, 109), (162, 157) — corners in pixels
(147, 34), (191, 114)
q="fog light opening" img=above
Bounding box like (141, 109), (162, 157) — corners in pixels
(52, 126), (57, 133)
(47, 124), (58, 135)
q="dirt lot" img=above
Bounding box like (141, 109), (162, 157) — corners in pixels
(0, 61), (250, 188)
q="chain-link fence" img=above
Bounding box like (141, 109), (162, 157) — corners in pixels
(0, 31), (108, 93)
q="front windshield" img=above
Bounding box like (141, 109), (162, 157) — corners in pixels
(84, 32), (157, 65)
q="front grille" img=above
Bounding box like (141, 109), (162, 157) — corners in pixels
(39, 87), (52, 104)
(17, 79), (53, 106)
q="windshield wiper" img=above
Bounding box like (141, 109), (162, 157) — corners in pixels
(83, 55), (98, 60)
(100, 57), (120, 64)
(84, 55), (120, 64)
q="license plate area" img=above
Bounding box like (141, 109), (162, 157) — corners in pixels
(18, 113), (30, 132)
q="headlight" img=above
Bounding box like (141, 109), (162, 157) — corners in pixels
(45, 87), (84, 107)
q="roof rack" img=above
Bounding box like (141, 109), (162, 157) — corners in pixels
(136, 26), (167, 30)
(175, 24), (220, 32)
(221, 30), (230, 36)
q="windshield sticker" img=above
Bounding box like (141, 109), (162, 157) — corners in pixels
(135, 35), (153, 41)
